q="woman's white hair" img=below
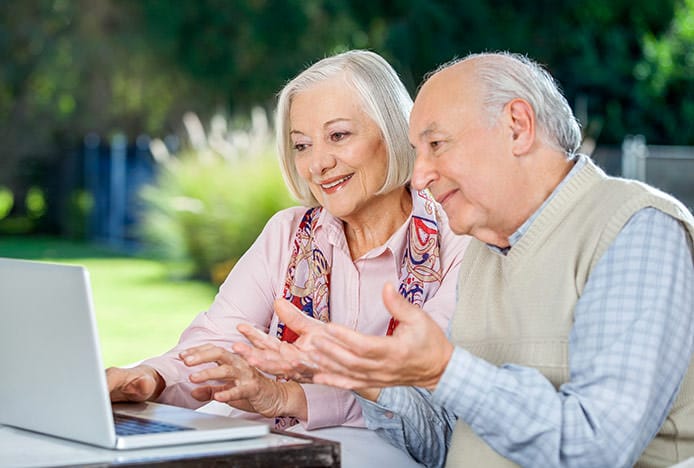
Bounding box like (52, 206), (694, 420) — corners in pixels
(430, 52), (582, 157)
(276, 50), (414, 206)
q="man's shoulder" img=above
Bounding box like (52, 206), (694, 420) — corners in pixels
(595, 175), (693, 225)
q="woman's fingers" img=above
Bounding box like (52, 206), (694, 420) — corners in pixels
(107, 366), (160, 402)
(180, 343), (237, 367)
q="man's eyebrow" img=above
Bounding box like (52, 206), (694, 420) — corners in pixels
(418, 125), (439, 140)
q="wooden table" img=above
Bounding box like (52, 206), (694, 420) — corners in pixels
(0, 425), (340, 467)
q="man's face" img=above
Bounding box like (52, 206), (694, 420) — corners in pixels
(408, 62), (515, 245)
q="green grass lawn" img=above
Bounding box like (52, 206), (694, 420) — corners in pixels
(0, 236), (218, 367)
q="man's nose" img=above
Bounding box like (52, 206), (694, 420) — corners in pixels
(410, 153), (438, 191)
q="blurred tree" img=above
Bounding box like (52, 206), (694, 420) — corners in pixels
(0, 0), (692, 234)
(341, 0), (681, 144)
(129, 0), (359, 109)
(634, 0), (694, 143)
(0, 1), (217, 186)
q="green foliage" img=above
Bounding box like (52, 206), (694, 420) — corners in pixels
(132, 0), (358, 110)
(0, 186), (13, 220)
(139, 111), (295, 283)
(634, 0), (694, 143)
(65, 189), (93, 240)
(25, 186), (46, 219)
(0, 185), (49, 234)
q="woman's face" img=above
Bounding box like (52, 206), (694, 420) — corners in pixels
(289, 76), (389, 221)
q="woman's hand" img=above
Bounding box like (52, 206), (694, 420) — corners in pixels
(180, 344), (307, 419)
(106, 365), (165, 402)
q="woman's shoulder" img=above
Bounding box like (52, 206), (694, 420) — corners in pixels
(267, 205), (312, 224)
(246, 206), (311, 261)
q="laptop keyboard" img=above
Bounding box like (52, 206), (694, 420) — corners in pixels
(114, 412), (194, 436)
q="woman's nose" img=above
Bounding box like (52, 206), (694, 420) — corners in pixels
(309, 142), (337, 176)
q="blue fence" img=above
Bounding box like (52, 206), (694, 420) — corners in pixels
(81, 133), (157, 249)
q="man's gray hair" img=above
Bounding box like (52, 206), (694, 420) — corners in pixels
(429, 52), (582, 157)
(276, 50), (414, 206)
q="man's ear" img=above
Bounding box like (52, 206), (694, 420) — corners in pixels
(506, 98), (535, 156)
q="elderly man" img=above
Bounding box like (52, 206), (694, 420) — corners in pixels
(236, 52), (694, 468)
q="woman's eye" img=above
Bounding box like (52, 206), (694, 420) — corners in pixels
(330, 131), (350, 142)
(430, 140), (440, 149)
(293, 143), (308, 152)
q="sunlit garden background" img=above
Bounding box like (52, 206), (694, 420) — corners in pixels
(1, 0), (692, 367)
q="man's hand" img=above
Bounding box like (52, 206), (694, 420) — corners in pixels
(232, 299), (329, 382)
(180, 344), (307, 419)
(305, 283), (454, 390)
(106, 365), (164, 402)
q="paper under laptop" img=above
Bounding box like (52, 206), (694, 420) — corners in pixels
(0, 257), (269, 450)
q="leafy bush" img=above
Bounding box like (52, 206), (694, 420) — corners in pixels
(0, 186), (13, 220)
(139, 109), (295, 283)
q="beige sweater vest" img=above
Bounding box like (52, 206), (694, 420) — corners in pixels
(446, 159), (694, 468)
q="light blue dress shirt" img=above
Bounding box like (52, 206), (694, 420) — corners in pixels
(357, 157), (694, 468)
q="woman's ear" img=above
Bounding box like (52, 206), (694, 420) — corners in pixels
(506, 98), (535, 156)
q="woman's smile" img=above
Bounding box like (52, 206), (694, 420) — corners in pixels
(319, 174), (354, 193)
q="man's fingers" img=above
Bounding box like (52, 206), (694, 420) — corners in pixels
(381, 282), (425, 324)
(310, 334), (383, 376)
(313, 373), (377, 391)
(324, 323), (391, 360)
(231, 341), (253, 357)
(237, 324), (279, 351)
(285, 360), (317, 383)
(273, 299), (318, 334)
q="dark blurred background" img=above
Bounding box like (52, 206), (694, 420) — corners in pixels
(1, 0), (692, 273)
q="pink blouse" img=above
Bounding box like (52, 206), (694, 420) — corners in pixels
(142, 202), (469, 429)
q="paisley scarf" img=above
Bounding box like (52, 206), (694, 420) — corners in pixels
(278, 189), (442, 340)
(274, 189), (443, 428)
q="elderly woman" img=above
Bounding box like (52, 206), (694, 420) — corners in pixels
(107, 50), (468, 432)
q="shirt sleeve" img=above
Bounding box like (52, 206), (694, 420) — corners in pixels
(357, 387), (455, 468)
(141, 209), (298, 408)
(432, 207), (694, 467)
(301, 384), (365, 429)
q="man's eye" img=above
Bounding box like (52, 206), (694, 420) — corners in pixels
(430, 141), (441, 149)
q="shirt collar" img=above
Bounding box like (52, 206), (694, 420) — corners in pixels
(488, 154), (587, 255)
(314, 190), (415, 265)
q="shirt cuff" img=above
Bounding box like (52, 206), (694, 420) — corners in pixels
(355, 389), (408, 431)
(431, 346), (499, 423)
(301, 383), (364, 429)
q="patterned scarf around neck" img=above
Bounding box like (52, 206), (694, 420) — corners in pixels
(277, 188), (443, 342)
(273, 189), (442, 428)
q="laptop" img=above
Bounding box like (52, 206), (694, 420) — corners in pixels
(0, 257), (269, 450)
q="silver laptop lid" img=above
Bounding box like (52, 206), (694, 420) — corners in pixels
(0, 258), (118, 448)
